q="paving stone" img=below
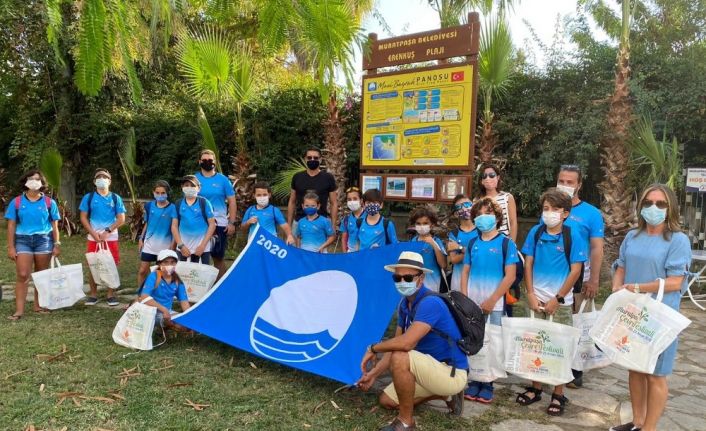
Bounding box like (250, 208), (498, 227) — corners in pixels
(567, 387), (619, 415)
(460, 400), (492, 419)
(665, 410), (706, 431)
(491, 419), (563, 431)
(666, 394), (704, 413)
(672, 362), (706, 374)
(599, 366), (630, 382)
(666, 373), (691, 390)
(553, 411), (608, 428)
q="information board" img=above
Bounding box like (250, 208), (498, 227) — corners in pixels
(361, 64), (475, 169)
(687, 168), (706, 192)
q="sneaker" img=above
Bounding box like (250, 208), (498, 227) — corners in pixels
(446, 390), (465, 416)
(476, 383), (494, 403)
(106, 297), (119, 306)
(464, 381), (481, 400)
(379, 417), (415, 431)
(609, 422), (641, 431)
(85, 297), (98, 305)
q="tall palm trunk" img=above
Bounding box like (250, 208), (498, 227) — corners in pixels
(323, 93), (347, 210)
(478, 115), (497, 164)
(599, 0), (635, 263)
(232, 102), (254, 221)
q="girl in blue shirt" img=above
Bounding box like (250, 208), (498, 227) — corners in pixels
(138, 249), (191, 330)
(293, 192), (335, 252)
(241, 181), (294, 244)
(610, 184), (691, 431)
(409, 205), (447, 292)
(5, 170), (61, 320)
(339, 187), (365, 252)
(138, 180), (177, 290)
(447, 194), (478, 292)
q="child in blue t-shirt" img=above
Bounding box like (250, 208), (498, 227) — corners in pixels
(339, 187), (365, 252)
(138, 180), (177, 290)
(138, 249), (190, 329)
(173, 175), (216, 264)
(517, 188), (587, 416)
(447, 194), (478, 292)
(409, 205), (447, 292)
(349, 188), (398, 251)
(293, 192), (335, 252)
(242, 181), (294, 244)
(460, 197), (519, 403)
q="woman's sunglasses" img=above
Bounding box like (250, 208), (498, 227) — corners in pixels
(642, 199), (669, 209)
(454, 202), (472, 210)
(481, 172), (497, 180)
(392, 273), (422, 283)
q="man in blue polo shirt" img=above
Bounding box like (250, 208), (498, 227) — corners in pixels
(357, 251), (467, 431)
(194, 150), (236, 280)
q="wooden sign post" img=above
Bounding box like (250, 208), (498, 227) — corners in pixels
(360, 12), (480, 203)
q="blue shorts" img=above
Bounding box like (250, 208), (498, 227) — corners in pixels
(15, 234), (53, 254)
(210, 226), (228, 259)
(179, 253), (211, 265)
(140, 252), (158, 262)
(652, 338), (678, 376)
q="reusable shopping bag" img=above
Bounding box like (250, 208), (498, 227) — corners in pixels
(571, 299), (612, 371)
(175, 258), (218, 302)
(85, 242), (120, 288)
(112, 297), (157, 350)
(468, 316), (507, 382)
(589, 278), (691, 373)
(502, 310), (580, 385)
(32, 257), (85, 310)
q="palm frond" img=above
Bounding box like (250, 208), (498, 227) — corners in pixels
(256, 0), (297, 55)
(271, 157), (307, 201)
(118, 128), (141, 205)
(197, 105), (222, 172)
(176, 24), (236, 103)
(74, 0), (109, 96)
(39, 147), (63, 194)
(231, 47), (256, 104)
(628, 115), (682, 191)
(478, 15), (514, 117)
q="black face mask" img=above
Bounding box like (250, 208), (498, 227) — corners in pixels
(306, 160), (320, 170)
(200, 160), (215, 171)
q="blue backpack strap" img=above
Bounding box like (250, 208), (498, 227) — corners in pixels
(86, 191), (95, 220)
(383, 217), (390, 245)
(562, 225), (572, 266)
(198, 196), (208, 224)
(111, 193), (118, 215)
(175, 199), (182, 221)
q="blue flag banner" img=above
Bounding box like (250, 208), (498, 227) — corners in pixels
(173, 225), (424, 384)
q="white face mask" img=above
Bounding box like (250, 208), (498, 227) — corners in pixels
(25, 179), (42, 191)
(347, 200), (361, 212)
(256, 196), (269, 207)
(415, 224), (431, 235)
(160, 265), (175, 275)
(95, 178), (111, 190)
(556, 184), (575, 198)
(182, 187), (198, 198)
(542, 211), (563, 228)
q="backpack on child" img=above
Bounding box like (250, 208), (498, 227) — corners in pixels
(13, 195), (52, 225)
(355, 216), (392, 245)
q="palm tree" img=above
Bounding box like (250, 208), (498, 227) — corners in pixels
(117, 128), (144, 241)
(595, 0), (636, 261)
(428, 0), (519, 27)
(39, 148), (79, 236)
(628, 115), (682, 191)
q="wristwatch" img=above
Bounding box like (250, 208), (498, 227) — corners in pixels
(54, 241), (61, 246)
(105, 227), (112, 233)
(555, 294), (565, 304)
(368, 343), (377, 354)
(634, 283), (641, 293)
(177, 243), (185, 249)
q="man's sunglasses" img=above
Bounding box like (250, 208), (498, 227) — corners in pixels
(306, 156), (320, 161)
(454, 201), (472, 210)
(392, 273), (422, 283)
(481, 172), (497, 180)
(642, 199), (669, 209)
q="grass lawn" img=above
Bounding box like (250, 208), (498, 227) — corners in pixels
(0, 222), (558, 430)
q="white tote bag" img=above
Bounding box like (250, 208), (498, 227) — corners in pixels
(468, 316), (507, 382)
(175, 258), (219, 303)
(589, 279), (691, 374)
(112, 297), (157, 350)
(502, 311), (581, 386)
(32, 257), (85, 310)
(85, 242), (120, 288)
(572, 299), (612, 371)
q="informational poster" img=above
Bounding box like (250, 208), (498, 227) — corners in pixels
(385, 177), (408, 198)
(361, 64), (474, 168)
(686, 168), (706, 192)
(361, 175), (383, 193)
(411, 178), (436, 199)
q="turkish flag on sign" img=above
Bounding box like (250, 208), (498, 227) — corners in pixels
(451, 71), (464, 81)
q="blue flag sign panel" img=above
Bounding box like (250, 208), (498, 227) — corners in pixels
(173, 226), (424, 384)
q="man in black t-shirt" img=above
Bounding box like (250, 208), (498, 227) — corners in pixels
(287, 148), (338, 230)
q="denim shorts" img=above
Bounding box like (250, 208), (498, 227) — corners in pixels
(15, 234), (53, 254)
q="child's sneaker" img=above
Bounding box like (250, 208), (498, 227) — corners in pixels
(464, 381), (481, 400)
(476, 383), (494, 403)
(85, 297), (98, 305)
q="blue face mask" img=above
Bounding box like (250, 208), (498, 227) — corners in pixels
(395, 281), (419, 297)
(641, 205), (667, 226)
(474, 214), (497, 232)
(303, 206), (318, 216)
(154, 194), (168, 202)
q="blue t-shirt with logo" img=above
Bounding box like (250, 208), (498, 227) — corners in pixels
(350, 216), (398, 250)
(177, 198), (215, 252)
(195, 172), (235, 227)
(521, 224), (587, 305)
(293, 215), (334, 252)
(462, 234), (519, 311)
(4, 194), (61, 235)
(448, 228), (479, 292)
(243, 204), (286, 237)
(141, 271), (188, 311)
(79, 191), (127, 240)
(142, 201), (177, 255)
(398, 287), (468, 370)
(410, 235), (447, 292)
(339, 211), (366, 250)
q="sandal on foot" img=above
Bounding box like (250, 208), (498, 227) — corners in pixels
(516, 386), (542, 406)
(547, 392), (568, 416)
(33, 308), (50, 314)
(7, 314), (23, 321)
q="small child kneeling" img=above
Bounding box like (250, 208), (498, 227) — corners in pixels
(138, 249), (191, 330)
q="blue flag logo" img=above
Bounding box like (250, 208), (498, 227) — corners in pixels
(173, 225), (424, 384)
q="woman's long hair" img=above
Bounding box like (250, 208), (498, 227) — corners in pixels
(635, 183), (681, 240)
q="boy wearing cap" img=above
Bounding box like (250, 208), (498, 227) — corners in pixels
(79, 168), (127, 306)
(138, 249), (190, 328)
(173, 175), (216, 264)
(357, 251), (467, 431)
